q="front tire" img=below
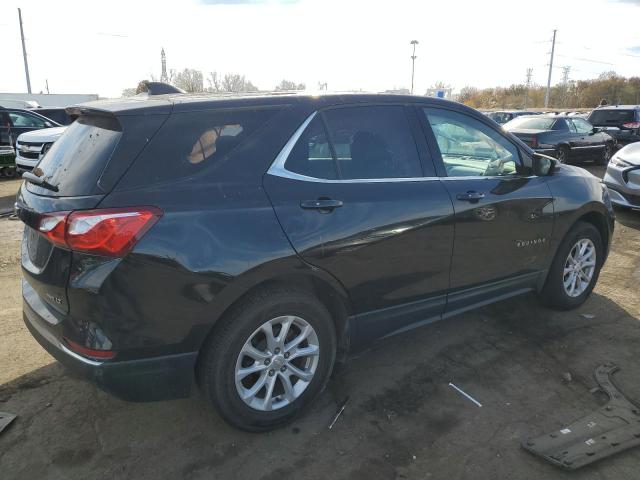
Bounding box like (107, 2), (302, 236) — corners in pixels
(595, 142), (614, 166)
(539, 222), (603, 310)
(556, 145), (570, 164)
(197, 287), (337, 431)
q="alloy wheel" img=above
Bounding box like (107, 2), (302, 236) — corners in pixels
(563, 239), (596, 297)
(235, 315), (320, 411)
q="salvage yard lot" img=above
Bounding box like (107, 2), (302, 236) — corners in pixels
(1, 167), (640, 480)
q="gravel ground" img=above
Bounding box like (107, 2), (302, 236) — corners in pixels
(1, 168), (640, 480)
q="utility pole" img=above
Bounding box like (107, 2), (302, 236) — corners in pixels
(524, 68), (533, 108)
(410, 40), (419, 94)
(45, 79), (50, 94)
(18, 8), (32, 94)
(544, 29), (557, 109)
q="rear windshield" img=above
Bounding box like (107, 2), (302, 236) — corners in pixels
(588, 109), (637, 125)
(504, 117), (556, 130)
(121, 107), (280, 186)
(27, 115), (122, 197)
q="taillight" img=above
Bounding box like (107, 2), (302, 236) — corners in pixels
(36, 207), (162, 257)
(622, 122), (640, 129)
(37, 212), (69, 248)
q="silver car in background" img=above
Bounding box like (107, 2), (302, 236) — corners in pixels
(604, 142), (640, 209)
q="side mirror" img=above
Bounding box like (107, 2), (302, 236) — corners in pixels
(532, 153), (556, 176)
(44, 121), (53, 128)
(592, 126), (600, 133)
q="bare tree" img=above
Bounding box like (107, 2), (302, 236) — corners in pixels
(206, 71), (222, 92)
(275, 79), (305, 91)
(173, 69), (204, 93)
(221, 73), (258, 93)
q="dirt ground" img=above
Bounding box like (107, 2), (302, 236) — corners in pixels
(1, 168), (640, 480)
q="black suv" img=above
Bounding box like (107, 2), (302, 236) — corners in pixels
(17, 94), (614, 431)
(587, 105), (640, 147)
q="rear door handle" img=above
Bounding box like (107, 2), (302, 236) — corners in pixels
(456, 191), (485, 202)
(300, 198), (343, 213)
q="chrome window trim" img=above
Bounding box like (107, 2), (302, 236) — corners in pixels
(266, 111), (536, 184)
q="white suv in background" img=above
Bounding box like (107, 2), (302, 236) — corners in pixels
(15, 126), (67, 173)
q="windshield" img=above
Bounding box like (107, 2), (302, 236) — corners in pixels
(504, 116), (556, 130)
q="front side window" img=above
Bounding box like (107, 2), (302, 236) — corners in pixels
(9, 111), (48, 128)
(571, 118), (594, 134)
(423, 108), (520, 177)
(285, 106), (423, 180)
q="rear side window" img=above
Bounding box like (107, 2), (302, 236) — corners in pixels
(27, 115), (122, 197)
(285, 105), (423, 180)
(588, 109), (636, 125)
(130, 108), (279, 184)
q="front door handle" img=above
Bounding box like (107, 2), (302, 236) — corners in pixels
(456, 191), (485, 202)
(300, 198), (343, 213)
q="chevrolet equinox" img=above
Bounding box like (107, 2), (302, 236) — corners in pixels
(17, 94), (615, 431)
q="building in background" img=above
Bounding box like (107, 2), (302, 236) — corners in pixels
(0, 93), (99, 108)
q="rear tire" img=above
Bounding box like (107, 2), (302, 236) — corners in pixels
(539, 222), (603, 310)
(197, 286), (337, 431)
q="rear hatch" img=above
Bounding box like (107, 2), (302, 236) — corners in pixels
(588, 109), (640, 138)
(16, 105), (169, 317)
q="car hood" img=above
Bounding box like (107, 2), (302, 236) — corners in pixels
(17, 126), (67, 143)
(614, 142), (640, 166)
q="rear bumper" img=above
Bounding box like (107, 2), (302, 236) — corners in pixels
(23, 294), (197, 402)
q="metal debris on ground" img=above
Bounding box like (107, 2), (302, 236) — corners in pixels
(580, 313), (596, 319)
(522, 364), (640, 470)
(448, 383), (483, 408)
(0, 412), (17, 435)
(328, 396), (349, 430)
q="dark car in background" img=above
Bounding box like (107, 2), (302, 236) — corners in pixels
(504, 115), (615, 164)
(587, 105), (640, 148)
(17, 93), (614, 431)
(0, 107), (62, 147)
(486, 110), (541, 124)
(34, 107), (78, 126)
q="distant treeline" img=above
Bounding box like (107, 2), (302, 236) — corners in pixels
(457, 72), (640, 110)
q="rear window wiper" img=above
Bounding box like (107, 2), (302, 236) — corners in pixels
(22, 172), (59, 192)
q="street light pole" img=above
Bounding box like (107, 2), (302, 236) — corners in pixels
(410, 40), (419, 94)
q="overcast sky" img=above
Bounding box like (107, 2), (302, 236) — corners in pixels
(1, 0), (639, 98)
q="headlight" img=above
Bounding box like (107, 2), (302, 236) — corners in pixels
(39, 143), (52, 159)
(609, 156), (633, 168)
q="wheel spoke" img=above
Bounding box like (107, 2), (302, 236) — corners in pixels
(289, 344), (319, 361)
(285, 325), (311, 353)
(279, 372), (296, 402)
(236, 362), (268, 380)
(241, 344), (270, 361)
(261, 322), (277, 352)
(261, 374), (277, 411)
(276, 316), (294, 348)
(241, 371), (268, 401)
(287, 363), (314, 382)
